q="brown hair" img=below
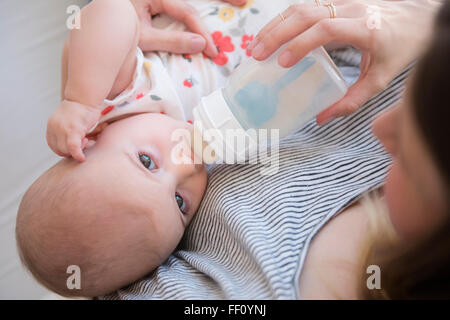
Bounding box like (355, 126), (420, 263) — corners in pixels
(363, 1), (450, 299)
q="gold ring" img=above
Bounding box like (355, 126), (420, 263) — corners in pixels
(279, 12), (286, 22)
(314, 0), (322, 6)
(323, 2), (337, 19)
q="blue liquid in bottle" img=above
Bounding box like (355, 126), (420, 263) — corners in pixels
(229, 57), (315, 129)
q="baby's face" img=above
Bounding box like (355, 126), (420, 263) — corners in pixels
(85, 113), (207, 264)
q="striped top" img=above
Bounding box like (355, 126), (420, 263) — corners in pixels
(101, 48), (413, 300)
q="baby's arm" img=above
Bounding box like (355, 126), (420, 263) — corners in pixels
(47, 0), (139, 161)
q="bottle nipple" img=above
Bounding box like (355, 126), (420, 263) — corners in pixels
(189, 124), (220, 165)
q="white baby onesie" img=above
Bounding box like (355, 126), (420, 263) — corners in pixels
(96, 0), (290, 126)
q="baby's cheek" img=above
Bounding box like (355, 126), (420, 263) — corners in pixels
(154, 208), (186, 250)
(185, 167), (208, 223)
(196, 166), (208, 202)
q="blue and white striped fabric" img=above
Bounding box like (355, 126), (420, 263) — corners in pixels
(101, 49), (413, 300)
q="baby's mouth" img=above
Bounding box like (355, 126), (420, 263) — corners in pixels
(188, 126), (202, 164)
(169, 126), (200, 166)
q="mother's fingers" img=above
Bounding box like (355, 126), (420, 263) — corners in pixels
(248, 2), (320, 52)
(160, 0), (218, 57)
(221, 0), (248, 6)
(316, 65), (391, 125)
(251, 2), (367, 61)
(250, 4), (332, 60)
(277, 18), (370, 67)
(141, 28), (207, 54)
(316, 50), (394, 125)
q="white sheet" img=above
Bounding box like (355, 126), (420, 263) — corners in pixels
(0, 0), (88, 299)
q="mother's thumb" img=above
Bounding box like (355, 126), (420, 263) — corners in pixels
(316, 72), (388, 125)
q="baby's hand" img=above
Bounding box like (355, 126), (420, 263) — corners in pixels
(46, 100), (101, 162)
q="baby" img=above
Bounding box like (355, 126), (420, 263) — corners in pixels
(16, 0), (271, 297)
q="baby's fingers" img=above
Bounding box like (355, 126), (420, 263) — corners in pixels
(81, 137), (89, 150)
(67, 135), (86, 162)
(47, 132), (69, 158)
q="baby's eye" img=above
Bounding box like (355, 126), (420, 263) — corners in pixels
(139, 154), (156, 170)
(175, 193), (186, 214)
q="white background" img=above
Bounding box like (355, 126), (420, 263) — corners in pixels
(0, 0), (88, 299)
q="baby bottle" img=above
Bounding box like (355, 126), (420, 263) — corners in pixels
(191, 46), (347, 164)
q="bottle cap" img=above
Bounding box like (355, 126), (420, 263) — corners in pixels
(192, 89), (259, 164)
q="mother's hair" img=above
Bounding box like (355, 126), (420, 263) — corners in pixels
(363, 0), (450, 299)
(412, 1), (450, 186)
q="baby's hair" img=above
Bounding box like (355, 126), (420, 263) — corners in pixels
(16, 159), (159, 297)
(16, 161), (98, 297)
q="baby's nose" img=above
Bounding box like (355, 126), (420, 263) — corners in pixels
(167, 141), (201, 179)
(170, 135), (195, 166)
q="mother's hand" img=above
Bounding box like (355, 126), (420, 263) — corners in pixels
(249, 0), (441, 125)
(130, 0), (218, 57)
(130, 0), (248, 58)
(222, 0), (248, 6)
